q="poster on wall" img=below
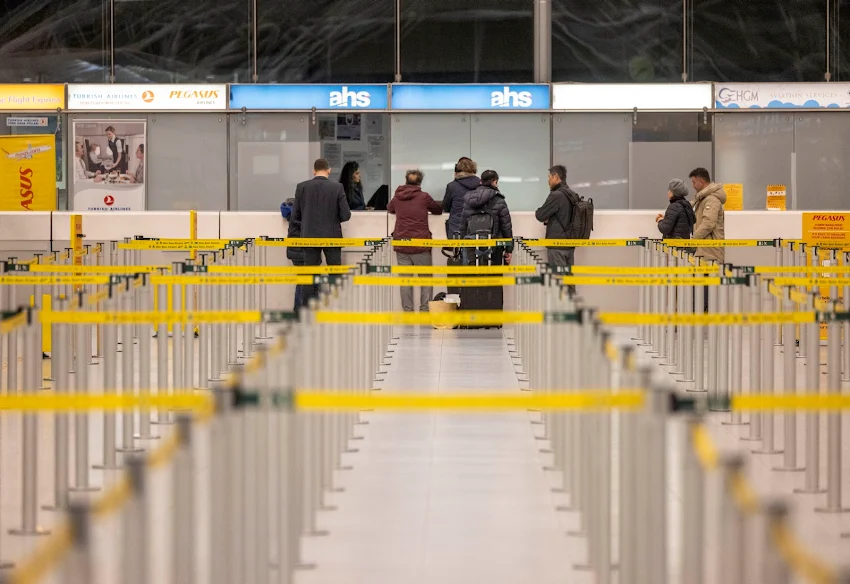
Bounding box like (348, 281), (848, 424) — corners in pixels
(766, 185), (787, 211)
(6, 116), (64, 189)
(71, 119), (146, 211)
(0, 134), (57, 211)
(723, 183), (743, 211)
(318, 115), (336, 140)
(336, 114), (361, 141)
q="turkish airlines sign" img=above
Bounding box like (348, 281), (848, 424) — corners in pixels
(68, 84), (227, 110)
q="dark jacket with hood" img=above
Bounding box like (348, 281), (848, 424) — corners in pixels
(443, 174), (480, 238)
(535, 182), (575, 250)
(459, 185), (513, 252)
(388, 184), (443, 254)
(657, 195), (696, 241)
(280, 200), (304, 262)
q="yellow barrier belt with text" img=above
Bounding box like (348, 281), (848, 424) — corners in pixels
(256, 238), (383, 247)
(314, 310), (543, 326)
(665, 239), (773, 248)
(569, 265), (716, 275)
(151, 275), (315, 286)
(205, 265), (355, 275)
(520, 238), (641, 247)
(41, 310), (261, 325)
(391, 265), (537, 275)
(393, 238), (513, 248)
(598, 311), (813, 326)
(352, 275), (520, 287)
(28, 264), (168, 274)
(0, 275), (109, 285)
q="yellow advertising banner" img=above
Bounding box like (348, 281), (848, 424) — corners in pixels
(0, 135), (57, 211)
(723, 183), (743, 211)
(766, 184), (787, 211)
(0, 84), (65, 111)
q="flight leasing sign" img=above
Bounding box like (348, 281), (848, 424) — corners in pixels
(0, 135), (57, 211)
(68, 84), (227, 110)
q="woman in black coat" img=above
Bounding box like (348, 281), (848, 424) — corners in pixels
(656, 178), (696, 240)
(339, 161), (366, 211)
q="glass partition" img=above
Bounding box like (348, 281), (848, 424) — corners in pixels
(794, 113), (850, 210)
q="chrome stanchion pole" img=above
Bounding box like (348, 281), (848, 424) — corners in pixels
(723, 277), (745, 424)
(718, 454), (747, 584)
(198, 253), (210, 390)
(184, 277), (195, 391)
(153, 276), (171, 426)
(762, 501), (791, 584)
(796, 293), (825, 495)
(118, 285), (142, 455)
(121, 456), (148, 584)
(136, 276), (156, 440)
(681, 417), (705, 584)
(173, 415), (196, 584)
(45, 298), (70, 511)
(715, 266), (732, 413)
(171, 262), (185, 396)
(753, 280), (782, 455)
(9, 307), (50, 537)
(94, 289), (120, 470)
(817, 307), (849, 514)
(62, 502), (93, 584)
(706, 271), (720, 406)
(774, 288), (804, 472)
(743, 275), (763, 442)
(70, 291), (99, 492)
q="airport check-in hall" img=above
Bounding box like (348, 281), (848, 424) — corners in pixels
(3, 1), (850, 581)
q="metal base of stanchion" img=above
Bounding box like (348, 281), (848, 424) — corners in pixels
(740, 436), (762, 442)
(772, 465), (805, 472)
(721, 421), (749, 426)
(555, 504), (578, 512)
(8, 527), (50, 536)
(151, 419), (175, 425)
(68, 485), (100, 493)
(305, 530), (330, 537)
(539, 448), (553, 454)
(92, 463), (121, 470)
(41, 504), (66, 512)
(135, 434), (161, 440)
(794, 487), (826, 494)
(752, 448), (783, 455)
(815, 506), (850, 514)
(687, 388), (707, 393)
(677, 378), (695, 383)
(566, 529), (587, 537)
(116, 446), (144, 453)
(295, 563), (318, 571)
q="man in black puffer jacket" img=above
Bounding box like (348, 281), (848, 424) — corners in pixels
(535, 165), (576, 279)
(459, 169), (513, 265)
(442, 157), (480, 238)
(656, 178), (696, 244)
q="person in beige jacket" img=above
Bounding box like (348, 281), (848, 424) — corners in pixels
(689, 167), (726, 264)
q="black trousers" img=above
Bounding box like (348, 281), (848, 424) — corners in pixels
(302, 247), (342, 307)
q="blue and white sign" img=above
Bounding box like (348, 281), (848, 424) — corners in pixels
(391, 84), (550, 110)
(715, 83), (850, 109)
(229, 84), (389, 110)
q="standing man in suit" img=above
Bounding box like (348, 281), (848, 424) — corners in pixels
(292, 158), (352, 306)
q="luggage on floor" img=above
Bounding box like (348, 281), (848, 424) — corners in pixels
(458, 233), (503, 328)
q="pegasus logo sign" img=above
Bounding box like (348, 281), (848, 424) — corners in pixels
(329, 86), (371, 107)
(490, 86), (534, 108)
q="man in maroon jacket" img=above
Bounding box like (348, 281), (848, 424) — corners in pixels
(388, 169), (443, 312)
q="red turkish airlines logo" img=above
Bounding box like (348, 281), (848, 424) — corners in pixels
(104, 195), (115, 206)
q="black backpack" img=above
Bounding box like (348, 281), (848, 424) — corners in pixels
(563, 188), (593, 239)
(466, 202), (495, 237)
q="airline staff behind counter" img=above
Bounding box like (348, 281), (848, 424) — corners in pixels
(105, 125), (128, 173)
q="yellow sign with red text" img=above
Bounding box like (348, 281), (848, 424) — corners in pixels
(802, 213), (850, 247)
(0, 135), (57, 211)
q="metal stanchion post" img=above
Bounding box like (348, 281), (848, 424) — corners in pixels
(210, 389), (230, 584)
(45, 299), (70, 511)
(816, 308), (850, 514)
(118, 286), (142, 454)
(681, 417), (705, 584)
(153, 277), (171, 426)
(707, 276), (720, 407)
(743, 275), (763, 442)
(753, 280), (782, 455)
(94, 290), (120, 470)
(184, 277), (195, 391)
(69, 292), (99, 492)
(723, 278), (745, 424)
(9, 308), (50, 537)
(136, 277), (156, 440)
(796, 293), (824, 495)
(691, 261), (706, 393)
(762, 501), (791, 584)
(774, 289), (804, 472)
(173, 415), (196, 584)
(121, 456), (148, 584)
(62, 503), (93, 584)
(198, 254), (210, 390)
(172, 262), (184, 396)
(718, 455), (747, 584)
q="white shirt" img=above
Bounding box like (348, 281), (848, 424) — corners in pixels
(74, 156), (92, 182)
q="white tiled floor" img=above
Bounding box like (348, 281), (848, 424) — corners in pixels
(299, 327), (591, 584)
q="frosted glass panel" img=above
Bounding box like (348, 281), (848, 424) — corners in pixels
(147, 114), (227, 211)
(471, 114), (550, 212)
(629, 142), (711, 210)
(552, 114), (630, 209)
(714, 113), (793, 210)
(390, 114), (470, 202)
(231, 114), (310, 211)
(794, 113), (850, 210)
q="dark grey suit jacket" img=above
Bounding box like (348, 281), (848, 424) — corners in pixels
(292, 176), (352, 238)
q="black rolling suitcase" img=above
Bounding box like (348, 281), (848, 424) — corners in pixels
(459, 233), (504, 328)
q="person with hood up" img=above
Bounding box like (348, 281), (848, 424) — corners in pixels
(387, 169), (443, 312)
(340, 161), (367, 211)
(656, 178), (696, 242)
(442, 157), (479, 238)
(459, 169), (514, 265)
(690, 167), (726, 312)
(280, 198), (306, 311)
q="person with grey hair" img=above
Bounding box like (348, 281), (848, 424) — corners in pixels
(388, 169), (443, 311)
(656, 178), (696, 241)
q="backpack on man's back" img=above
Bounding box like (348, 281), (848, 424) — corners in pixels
(563, 188), (594, 240)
